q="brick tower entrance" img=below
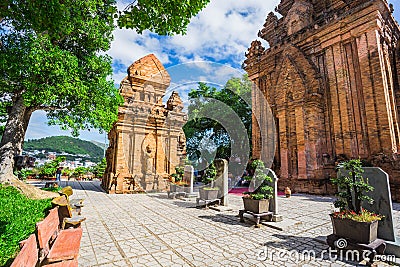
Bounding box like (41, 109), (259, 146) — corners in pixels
(244, 0), (400, 200)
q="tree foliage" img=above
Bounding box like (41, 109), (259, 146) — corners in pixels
(117, 0), (210, 35)
(38, 156), (65, 177)
(73, 166), (88, 179)
(332, 159), (374, 214)
(91, 158), (107, 178)
(184, 75), (252, 163)
(0, 0), (210, 180)
(243, 160), (273, 200)
(0, 0), (122, 136)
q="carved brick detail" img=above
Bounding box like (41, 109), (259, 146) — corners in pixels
(102, 54), (187, 193)
(245, 0), (400, 201)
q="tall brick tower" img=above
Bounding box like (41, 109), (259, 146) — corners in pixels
(244, 0), (400, 200)
(102, 54), (187, 193)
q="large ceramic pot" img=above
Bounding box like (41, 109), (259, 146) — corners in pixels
(330, 214), (378, 244)
(199, 188), (219, 200)
(242, 197), (270, 214)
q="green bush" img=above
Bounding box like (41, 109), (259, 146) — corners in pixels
(332, 159), (374, 214)
(0, 185), (51, 266)
(202, 162), (217, 185)
(243, 160), (273, 200)
(170, 166), (184, 183)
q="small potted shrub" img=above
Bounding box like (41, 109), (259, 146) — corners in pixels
(170, 166), (190, 193)
(330, 159), (383, 244)
(199, 162), (219, 200)
(242, 160), (273, 213)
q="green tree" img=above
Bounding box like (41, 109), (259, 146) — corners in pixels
(38, 156), (66, 178)
(73, 166), (88, 179)
(0, 0), (121, 182)
(92, 158), (107, 178)
(0, 0), (210, 184)
(117, 0), (211, 35)
(332, 159), (374, 214)
(184, 75), (252, 164)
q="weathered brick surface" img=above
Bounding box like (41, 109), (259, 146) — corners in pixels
(102, 54), (187, 193)
(245, 0), (400, 201)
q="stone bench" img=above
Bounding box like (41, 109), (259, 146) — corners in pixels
(11, 207), (82, 267)
(10, 234), (38, 267)
(37, 207), (82, 266)
(58, 186), (85, 215)
(51, 195), (86, 229)
(196, 198), (221, 209)
(239, 210), (273, 228)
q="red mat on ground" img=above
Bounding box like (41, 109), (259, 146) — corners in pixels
(228, 187), (285, 196)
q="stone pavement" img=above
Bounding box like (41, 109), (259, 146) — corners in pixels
(56, 181), (399, 267)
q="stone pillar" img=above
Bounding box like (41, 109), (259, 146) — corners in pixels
(184, 165), (194, 194)
(266, 168), (283, 222)
(214, 159), (229, 206)
(295, 106), (307, 179)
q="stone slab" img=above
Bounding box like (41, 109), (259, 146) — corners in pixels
(184, 165), (194, 194)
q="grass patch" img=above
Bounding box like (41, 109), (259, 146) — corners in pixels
(41, 186), (62, 193)
(0, 185), (52, 267)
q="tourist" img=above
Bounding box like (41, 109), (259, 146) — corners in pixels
(56, 167), (62, 183)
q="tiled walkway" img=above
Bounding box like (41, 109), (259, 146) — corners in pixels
(55, 181), (399, 267)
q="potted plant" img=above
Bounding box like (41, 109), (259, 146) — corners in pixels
(242, 160), (273, 214)
(330, 159), (383, 244)
(169, 166), (190, 193)
(199, 162), (219, 200)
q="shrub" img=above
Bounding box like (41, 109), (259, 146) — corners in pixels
(0, 185), (51, 266)
(202, 162), (217, 185)
(170, 166), (184, 183)
(243, 160), (273, 200)
(332, 159), (374, 213)
(331, 209), (383, 223)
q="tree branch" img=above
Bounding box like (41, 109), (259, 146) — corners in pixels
(123, 0), (138, 11)
(36, 106), (62, 111)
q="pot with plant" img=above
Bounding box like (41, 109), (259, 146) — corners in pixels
(199, 162), (219, 200)
(330, 159), (383, 244)
(169, 166), (190, 193)
(242, 160), (273, 214)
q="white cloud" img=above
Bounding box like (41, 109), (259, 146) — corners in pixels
(108, 0), (280, 76)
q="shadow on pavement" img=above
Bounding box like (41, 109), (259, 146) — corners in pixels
(198, 213), (254, 228)
(292, 194), (335, 203)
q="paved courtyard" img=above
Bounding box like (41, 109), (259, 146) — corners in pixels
(54, 181), (399, 267)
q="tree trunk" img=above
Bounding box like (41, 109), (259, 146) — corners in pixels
(0, 96), (29, 181)
(0, 97), (56, 199)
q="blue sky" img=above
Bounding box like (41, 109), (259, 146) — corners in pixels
(25, 0), (400, 144)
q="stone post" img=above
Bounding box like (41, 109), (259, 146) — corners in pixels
(214, 159), (229, 206)
(184, 165), (194, 194)
(266, 168), (283, 222)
